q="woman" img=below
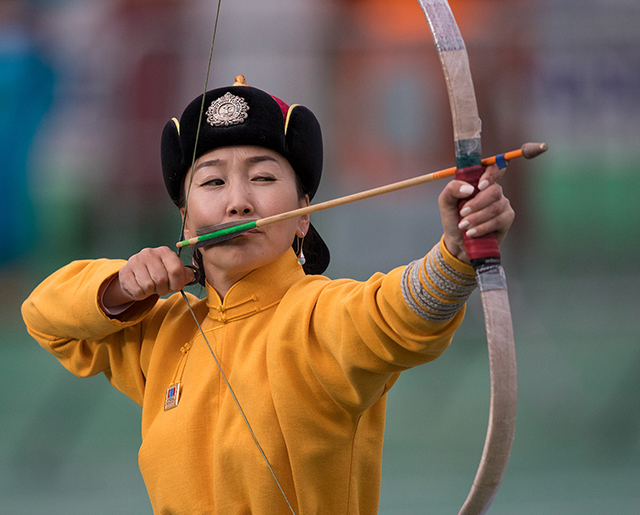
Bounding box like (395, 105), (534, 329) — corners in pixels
(22, 77), (514, 514)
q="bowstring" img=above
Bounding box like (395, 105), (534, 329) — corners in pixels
(176, 2), (296, 513)
(178, 0), (222, 241)
(178, 291), (296, 515)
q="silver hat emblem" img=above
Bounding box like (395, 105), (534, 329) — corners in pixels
(206, 92), (249, 127)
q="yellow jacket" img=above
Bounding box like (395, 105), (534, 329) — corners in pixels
(22, 242), (475, 515)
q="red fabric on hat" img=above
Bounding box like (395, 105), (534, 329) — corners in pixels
(270, 95), (290, 121)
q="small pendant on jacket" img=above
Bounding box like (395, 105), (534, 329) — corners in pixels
(164, 383), (181, 410)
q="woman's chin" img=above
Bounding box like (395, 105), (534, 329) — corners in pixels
(203, 246), (275, 276)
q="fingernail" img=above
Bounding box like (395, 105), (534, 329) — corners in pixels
(466, 228), (478, 237)
(459, 184), (475, 196)
(478, 180), (489, 191)
(460, 206), (472, 217)
(458, 220), (470, 230)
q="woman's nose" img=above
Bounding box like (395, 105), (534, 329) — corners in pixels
(226, 184), (253, 217)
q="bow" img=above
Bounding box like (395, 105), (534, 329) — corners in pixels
(179, 2), (520, 514)
(417, 1), (518, 513)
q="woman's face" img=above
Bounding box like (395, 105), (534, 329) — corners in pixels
(181, 146), (309, 289)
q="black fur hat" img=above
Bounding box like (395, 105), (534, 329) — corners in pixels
(161, 76), (329, 275)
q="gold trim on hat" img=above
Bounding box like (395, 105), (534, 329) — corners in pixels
(171, 117), (180, 135)
(284, 104), (300, 135)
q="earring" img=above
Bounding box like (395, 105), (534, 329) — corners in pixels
(296, 235), (306, 266)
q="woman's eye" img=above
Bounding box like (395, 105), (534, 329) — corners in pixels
(253, 175), (276, 182)
(203, 178), (224, 186)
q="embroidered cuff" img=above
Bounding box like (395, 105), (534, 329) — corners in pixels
(401, 242), (476, 322)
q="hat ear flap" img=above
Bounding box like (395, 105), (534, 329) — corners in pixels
(285, 105), (323, 200)
(301, 223), (330, 275)
(161, 118), (186, 206)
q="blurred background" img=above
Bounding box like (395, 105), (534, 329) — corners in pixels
(1, 0), (639, 513)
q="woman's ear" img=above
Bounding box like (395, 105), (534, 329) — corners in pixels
(296, 195), (310, 237)
(296, 216), (310, 238)
(298, 194), (310, 209)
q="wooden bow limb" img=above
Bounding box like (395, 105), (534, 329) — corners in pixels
(462, 286), (517, 514)
(176, 142), (547, 249)
(415, 0), (544, 513)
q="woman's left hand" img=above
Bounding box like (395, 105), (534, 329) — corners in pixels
(439, 163), (515, 264)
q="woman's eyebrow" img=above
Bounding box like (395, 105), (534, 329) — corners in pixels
(246, 155), (278, 165)
(194, 159), (222, 172)
(194, 155), (276, 171)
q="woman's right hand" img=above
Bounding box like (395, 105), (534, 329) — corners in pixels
(103, 247), (196, 309)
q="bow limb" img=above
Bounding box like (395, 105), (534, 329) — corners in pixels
(416, 1), (518, 514)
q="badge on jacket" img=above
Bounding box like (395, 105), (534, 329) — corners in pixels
(164, 383), (181, 410)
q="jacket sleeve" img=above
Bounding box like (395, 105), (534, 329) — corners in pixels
(291, 239), (477, 412)
(21, 259), (160, 406)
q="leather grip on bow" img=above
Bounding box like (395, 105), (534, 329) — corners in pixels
(455, 165), (501, 264)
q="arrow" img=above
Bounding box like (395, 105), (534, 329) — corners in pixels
(176, 142), (547, 249)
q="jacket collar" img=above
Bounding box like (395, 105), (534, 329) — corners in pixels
(204, 248), (305, 324)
